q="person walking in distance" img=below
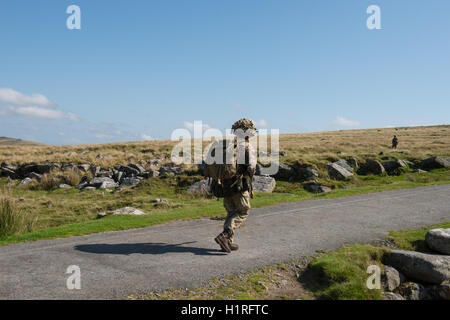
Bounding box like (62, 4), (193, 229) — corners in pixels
(392, 135), (398, 149)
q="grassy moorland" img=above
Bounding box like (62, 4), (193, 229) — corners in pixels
(0, 125), (449, 245)
(0, 125), (449, 168)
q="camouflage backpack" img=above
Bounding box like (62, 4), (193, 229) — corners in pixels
(204, 139), (237, 181)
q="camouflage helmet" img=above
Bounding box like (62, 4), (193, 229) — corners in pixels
(231, 118), (257, 136)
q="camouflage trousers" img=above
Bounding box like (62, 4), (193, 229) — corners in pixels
(223, 191), (251, 243)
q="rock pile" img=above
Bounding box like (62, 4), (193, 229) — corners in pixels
(381, 228), (450, 300)
(0, 160), (186, 191)
(1, 154), (448, 195)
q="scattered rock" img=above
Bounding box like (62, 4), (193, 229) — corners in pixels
(426, 228), (450, 255)
(187, 179), (212, 194)
(383, 265), (405, 292)
(426, 282), (450, 300)
(75, 182), (89, 190)
(0, 162), (17, 178)
(19, 177), (33, 186)
(397, 282), (428, 300)
(358, 160), (386, 175)
(89, 177), (118, 189)
(273, 163), (296, 180)
(90, 166), (101, 176)
(327, 163), (353, 180)
(97, 207), (146, 218)
(120, 177), (141, 187)
(333, 159), (354, 172)
(414, 169), (427, 174)
(151, 198), (169, 204)
(57, 184), (71, 189)
(382, 160), (409, 175)
(128, 163), (146, 174)
(295, 166), (319, 181)
(140, 170), (159, 178)
(18, 163), (53, 176)
(77, 164), (91, 172)
(348, 157), (358, 168)
(385, 250), (450, 284)
(119, 165), (140, 176)
(0, 167), (16, 178)
(381, 292), (405, 300)
(304, 183), (331, 193)
(61, 163), (74, 172)
(1, 161), (17, 171)
(252, 176), (276, 193)
(27, 172), (42, 182)
(420, 156), (450, 170)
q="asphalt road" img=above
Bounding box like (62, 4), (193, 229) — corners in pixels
(0, 184), (449, 299)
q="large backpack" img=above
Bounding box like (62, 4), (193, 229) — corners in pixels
(204, 139), (237, 180)
(204, 139), (238, 197)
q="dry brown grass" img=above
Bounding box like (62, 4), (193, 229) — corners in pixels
(0, 189), (36, 237)
(25, 168), (93, 191)
(0, 125), (448, 168)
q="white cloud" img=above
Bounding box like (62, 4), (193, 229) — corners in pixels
(255, 119), (268, 128)
(183, 121), (194, 130)
(7, 105), (79, 121)
(0, 88), (53, 107)
(0, 88), (79, 121)
(141, 134), (153, 140)
(183, 121), (211, 131)
(332, 116), (360, 128)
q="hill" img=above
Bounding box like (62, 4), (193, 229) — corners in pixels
(0, 137), (46, 147)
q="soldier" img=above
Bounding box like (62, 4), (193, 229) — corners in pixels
(214, 119), (257, 253)
(392, 135), (398, 149)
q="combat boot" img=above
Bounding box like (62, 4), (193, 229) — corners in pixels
(223, 228), (239, 251)
(214, 232), (231, 253)
(228, 242), (239, 251)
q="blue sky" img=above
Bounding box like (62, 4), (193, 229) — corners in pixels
(0, 0), (449, 145)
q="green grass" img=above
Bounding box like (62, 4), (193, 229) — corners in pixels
(0, 190), (36, 237)
(1, 168), (449, 246)
(304, 245), (387, 300)
(302, 221), (450, 300)
(388, 221), (450, 252)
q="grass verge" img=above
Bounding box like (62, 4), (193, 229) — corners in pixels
(0, 190), (36, 237)
(388, 221), (450, 252)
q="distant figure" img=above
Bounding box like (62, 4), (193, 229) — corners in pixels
(392, 135), (398, 149)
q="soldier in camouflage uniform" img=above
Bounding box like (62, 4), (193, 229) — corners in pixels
(392, 135), (398, 149)
(214, 119), (257, 253)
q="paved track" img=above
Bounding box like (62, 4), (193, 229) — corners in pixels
(0, 184), (449, 299)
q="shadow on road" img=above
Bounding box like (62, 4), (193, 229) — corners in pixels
(74, 241), (226, 256)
